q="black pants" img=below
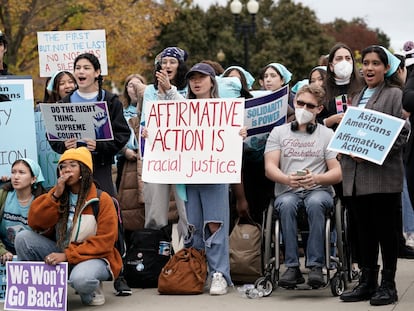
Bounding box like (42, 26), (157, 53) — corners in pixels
(345, 193), (399, 271)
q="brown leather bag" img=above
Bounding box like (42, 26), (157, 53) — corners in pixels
(158, 247), (207, 295)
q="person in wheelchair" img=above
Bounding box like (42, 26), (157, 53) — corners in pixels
(264, 84), (342, 289)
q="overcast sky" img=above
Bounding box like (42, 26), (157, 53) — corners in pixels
(192, 0), (413, 53)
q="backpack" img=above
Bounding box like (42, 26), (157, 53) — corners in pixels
(92, 189), (126, 258)
(124, 227), (172, 288)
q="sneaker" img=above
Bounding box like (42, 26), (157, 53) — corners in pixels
(88, 282), (105, 306)
(405, 233), (414, 249)
(114, 276), (132, 296)
(307, 266), (325, 288)
(209, 272), (228, 295)
(278, 267), (305, 288)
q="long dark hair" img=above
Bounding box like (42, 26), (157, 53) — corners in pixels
(325, 43), (363, 101)
(361, 45), (404, 89)
(55, 162), (93, 249)
(73, 53), (103, 101)
(47, 71), (77, 103)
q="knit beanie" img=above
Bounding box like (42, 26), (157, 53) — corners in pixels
(58, 147), (93, 172)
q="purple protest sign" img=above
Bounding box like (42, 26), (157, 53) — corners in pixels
(4, 262), (67, 311)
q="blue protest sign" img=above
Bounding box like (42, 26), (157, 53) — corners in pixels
(327, 106), (405, 165)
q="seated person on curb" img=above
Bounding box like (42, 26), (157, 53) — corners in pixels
(15, 147), (122, 306)
(264, 84), (342, 289)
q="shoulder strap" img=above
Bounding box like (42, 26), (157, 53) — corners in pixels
(0, 188), (9, 220)
(91, 189), (102, 219)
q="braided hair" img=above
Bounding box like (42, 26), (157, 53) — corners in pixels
(55, 162), (93, 249)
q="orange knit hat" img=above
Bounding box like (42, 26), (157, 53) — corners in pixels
(58, 147), (93, 172)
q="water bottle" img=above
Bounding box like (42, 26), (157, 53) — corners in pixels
(246, 288), (264, 299)
(237, 284), (255, 297)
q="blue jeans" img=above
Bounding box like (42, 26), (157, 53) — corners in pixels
(184, 184), (232, 285)
(402, 175), (414, 233)
(274, 189), (333, 268)
(15, 230), (111, 305)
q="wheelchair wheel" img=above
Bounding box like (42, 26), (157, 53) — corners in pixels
(330, 273), (346, 296)
(255, 276), (273, 297)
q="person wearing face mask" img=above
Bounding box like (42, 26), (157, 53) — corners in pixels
(264, 84), (342, 289)
(318, 43), (363, 131)
(317, 43), (364, 280)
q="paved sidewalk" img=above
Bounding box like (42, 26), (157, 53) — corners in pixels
(4, 258), (412, 311)
(64, 257), (413, 311)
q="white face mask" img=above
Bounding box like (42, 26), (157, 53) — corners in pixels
(333, 60), (353, 80)
(295, 108), (314, 125)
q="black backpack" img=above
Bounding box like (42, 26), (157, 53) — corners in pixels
(124, 227), (172, 288)
(92, 189), (126, 258)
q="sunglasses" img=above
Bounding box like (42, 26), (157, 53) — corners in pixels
(296, 100), (320, 110)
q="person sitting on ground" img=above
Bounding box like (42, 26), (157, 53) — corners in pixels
(264, 84), (342, 289)
(0, 158), (46, 264)
(15, 147), (122, 306)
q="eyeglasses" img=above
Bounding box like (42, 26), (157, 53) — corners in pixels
(295, 100), (320, 110)
(58, 162), (79, 171)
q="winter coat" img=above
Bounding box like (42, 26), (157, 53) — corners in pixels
(28, 183), (122, 279)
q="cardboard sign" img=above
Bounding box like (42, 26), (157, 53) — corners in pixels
(327, 106), (405, 165)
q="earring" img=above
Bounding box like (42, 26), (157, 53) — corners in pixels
(79, 176), (82, 180)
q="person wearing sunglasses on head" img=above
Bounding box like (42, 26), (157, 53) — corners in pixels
(264, 84), (342, 289)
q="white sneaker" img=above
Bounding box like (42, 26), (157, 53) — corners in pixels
(88, 282), (105, 306)
(406, 233), (414, 249)
(209, 272), (228, 295)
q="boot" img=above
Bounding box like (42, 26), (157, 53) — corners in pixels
(340, 266), (379, 302)
(370, 269), (398, 306)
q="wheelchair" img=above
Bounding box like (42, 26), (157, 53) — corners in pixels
(254, 195), (350, 297)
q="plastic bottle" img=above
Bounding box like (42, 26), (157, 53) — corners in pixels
(245, 288), (264, 299)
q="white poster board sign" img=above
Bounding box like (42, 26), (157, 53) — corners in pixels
(142, 98), (245, 184)
(37, 29), (107, 77)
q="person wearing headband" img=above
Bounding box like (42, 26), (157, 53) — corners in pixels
(0, 158), (46, 264)
(140, 46), (189, 244)
(44, 70), (77, 103)
(339, 45), (409, 306)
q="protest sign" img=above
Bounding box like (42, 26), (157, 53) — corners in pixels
(0, 99), (37, 176)
(39, 102), (113, 141)
(34, 112), (60, 188)
(0, 76), (33, 100)
(37, 29), (107, 77)
(327, 106), (405, 165)
(142, 98), (245, 184)
(4, 262), (67, 311)
(243, 86), (289, 153)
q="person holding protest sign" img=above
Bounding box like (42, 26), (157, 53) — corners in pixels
(339, 46), (409, 306)
(48, 53), (130, 197)
(44, 70), (77, 103)
(0, 159), (46, 264)
(0, 31), (10, 75)
(181, 63), (246, 295)
(264, 84), (342, 289)
(141, 47), (189, 240)
(15, 147), (122, 306)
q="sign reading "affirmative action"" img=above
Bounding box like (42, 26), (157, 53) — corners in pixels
(327, 106), (405, 165)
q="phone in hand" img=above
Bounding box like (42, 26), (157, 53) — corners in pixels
(296, 169), (307, 176)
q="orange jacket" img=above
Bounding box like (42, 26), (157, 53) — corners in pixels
(28, 183), (122, 279)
